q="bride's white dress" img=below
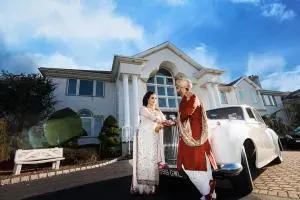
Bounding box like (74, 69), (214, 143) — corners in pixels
(130, 106), (166, 194)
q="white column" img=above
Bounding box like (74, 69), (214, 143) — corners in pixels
(123, 74), (130, 130)
(213, 83), (221, 107)
(132, 75), (139, 131)
(207, 83), (217, 109)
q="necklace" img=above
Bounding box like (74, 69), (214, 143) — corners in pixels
(147, 106), (155, 112)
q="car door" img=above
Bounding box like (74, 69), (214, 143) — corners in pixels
(252, 108), (276, 152)
(251, 108), (275, 165)
(245, 107), (271, 166)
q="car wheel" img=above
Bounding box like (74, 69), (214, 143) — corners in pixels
(274, 140), (283, 164)
(230, 147), (253, 195)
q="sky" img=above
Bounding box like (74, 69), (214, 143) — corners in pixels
(0, 0), (299, 92)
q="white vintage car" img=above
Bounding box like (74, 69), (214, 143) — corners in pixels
(160, 105), (283, 195)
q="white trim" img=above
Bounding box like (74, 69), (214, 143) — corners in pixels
(232, 76), (262, 89)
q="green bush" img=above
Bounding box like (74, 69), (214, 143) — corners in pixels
(44, 108), (83, 146)
(27, 121), (49, 149)
(98, 115), (121, 158)
(0, 119), (11, 161)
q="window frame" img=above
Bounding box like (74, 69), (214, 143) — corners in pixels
(146, 70), (181, 110)
(246, 107), (256, 119)
(219, 91), (228, 104)
(79, 109), (104, 138)
(66, 79), (105, 97)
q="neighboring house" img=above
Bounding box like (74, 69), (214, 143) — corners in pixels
(218, 76), (265, 113)
(218, 75), (289, 124)
(259, 89), (289, 124)
(39, 41), (225, 150)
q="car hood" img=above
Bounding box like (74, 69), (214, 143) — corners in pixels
(287, 132), (300, 139)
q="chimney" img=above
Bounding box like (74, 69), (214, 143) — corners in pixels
(248, 75), (262, 87)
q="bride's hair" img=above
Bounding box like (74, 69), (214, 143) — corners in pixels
(142, 91), (155, 106)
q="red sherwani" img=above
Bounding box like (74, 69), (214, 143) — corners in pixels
(177, 94), (218, 171)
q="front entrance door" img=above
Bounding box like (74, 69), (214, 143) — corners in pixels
(162, 112), (179, 167)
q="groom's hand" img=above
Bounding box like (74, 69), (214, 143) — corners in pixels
(174, 116), (180, 124)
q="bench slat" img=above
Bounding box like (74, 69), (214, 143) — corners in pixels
(16, 157), (65, 164)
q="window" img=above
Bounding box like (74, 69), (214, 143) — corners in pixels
(272, 96), (277, 106)
(67, 79), (77, 95)
(96, 81), (104, 97)
(252, 109), (265, 124)
(94, 116), (104, 137)
(146, 68), (180, 109)
(206, 107), (244, 120)
(79, 109), (104, 137)
(67, 79), (105, 97)
(219, 91), (228, 104)
(246, 108), (255, 119)
(262, 95), (277, 106)
(79, 109), (93, 136)
(251, 91), (258, 104)
(79, 80), (93, 96)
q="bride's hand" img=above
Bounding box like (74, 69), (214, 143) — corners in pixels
(155, 123), (163, 133)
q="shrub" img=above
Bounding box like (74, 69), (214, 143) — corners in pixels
(0, 119), (11, 161)
(63, 146), (99, 165)
(44, 108), (83, 146)
(98, 115), (121, 158)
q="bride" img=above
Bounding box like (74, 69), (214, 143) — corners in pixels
(130, 91), (174, 195)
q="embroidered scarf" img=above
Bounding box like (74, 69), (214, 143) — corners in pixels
(177, 102), (208, 147)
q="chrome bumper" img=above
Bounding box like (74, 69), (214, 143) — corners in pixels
(159, 163), (243, 179)
(213, 163), (243, 178)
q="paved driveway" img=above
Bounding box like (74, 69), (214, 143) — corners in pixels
(0, 150), (299, 200)
(252, 151), (300, 199)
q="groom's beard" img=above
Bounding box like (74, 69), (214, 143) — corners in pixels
(177, 90), (182, 97)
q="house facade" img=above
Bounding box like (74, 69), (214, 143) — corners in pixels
(39, 42), (225, 147)
(38, 42), (289, 148)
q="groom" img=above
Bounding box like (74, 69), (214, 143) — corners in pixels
(175, 77), (218, 200)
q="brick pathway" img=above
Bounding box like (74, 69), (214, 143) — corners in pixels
(252, 151), (300, 199)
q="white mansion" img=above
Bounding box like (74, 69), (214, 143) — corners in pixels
(38, 42), (288, 146)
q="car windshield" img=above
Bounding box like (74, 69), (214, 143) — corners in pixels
(206, 107), (244, 120)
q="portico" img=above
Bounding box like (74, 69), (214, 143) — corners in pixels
(113, 42), (224, 155)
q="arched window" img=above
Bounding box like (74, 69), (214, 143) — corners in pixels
(146, 68), (180, 109)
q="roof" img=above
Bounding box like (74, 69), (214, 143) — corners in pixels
(223, 77), (242, 86)
(133, 41), (224, 74)
(220, 76), (261, 89)
(38, 67), (115, 82)
(260, 89), (289, 96)
(39, 41), (225, 81)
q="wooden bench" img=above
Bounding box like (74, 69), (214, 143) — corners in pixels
(13, 148), (65, 175)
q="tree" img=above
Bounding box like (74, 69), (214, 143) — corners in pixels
(262, 109), (292, 137)
(284, 99), (300, 127)
(0, 71), (57, 135)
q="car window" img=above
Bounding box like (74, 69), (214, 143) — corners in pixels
(246, 108), (255, 119)
(206, 107), (244, 120)
(252, 109), (265, 124)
